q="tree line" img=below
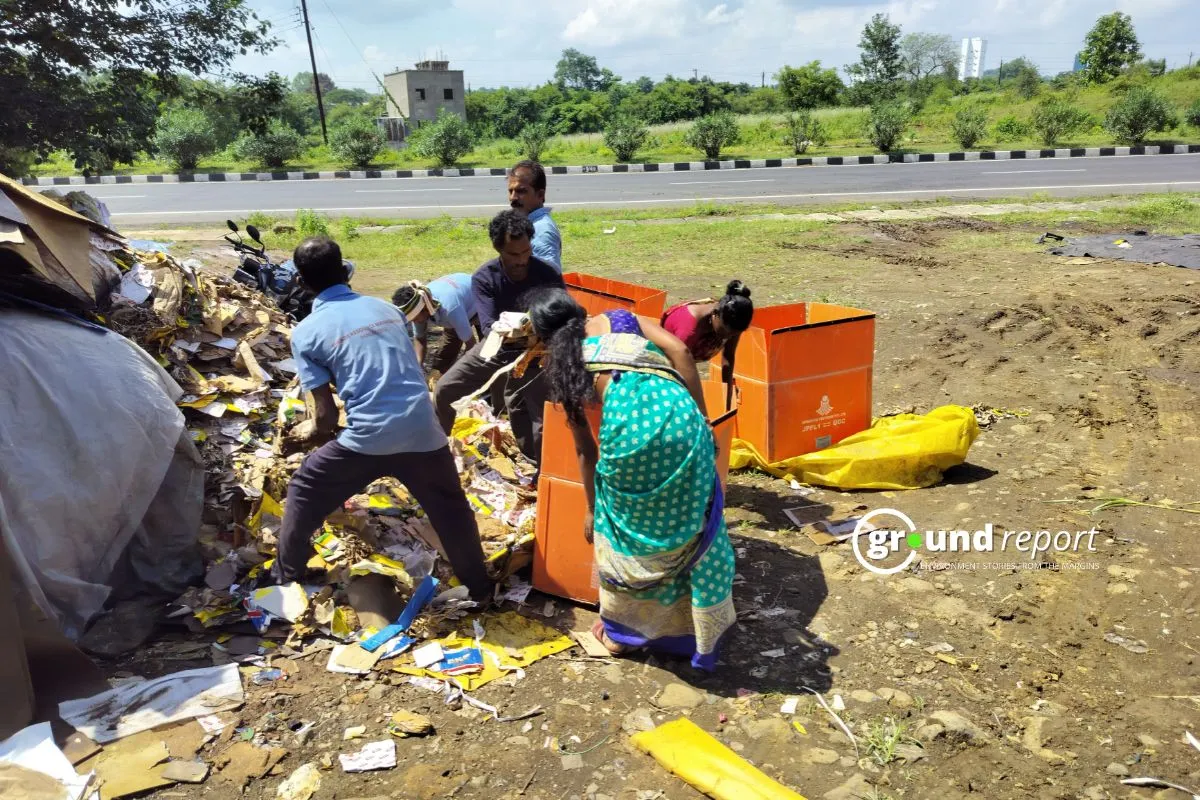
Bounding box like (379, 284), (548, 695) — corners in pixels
(0, 1), (1195, 176)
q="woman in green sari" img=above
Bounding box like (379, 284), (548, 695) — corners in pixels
(527, 289), (737, 670)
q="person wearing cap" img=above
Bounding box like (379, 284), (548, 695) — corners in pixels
(272, 236), (492, 600)
(507, 160), (562, 273)
(392, 273), (479, 376)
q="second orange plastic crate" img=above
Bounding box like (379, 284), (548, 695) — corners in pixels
(710, 301), (876, 463)
(563, 272), (667, 318)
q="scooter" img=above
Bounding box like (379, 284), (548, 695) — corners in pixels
(223, 220), (354, 321)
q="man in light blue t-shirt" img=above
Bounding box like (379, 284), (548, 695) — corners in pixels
(508, 160), (562, 273)
(391, 273), (478, 375)
(272, 237), (490, 599)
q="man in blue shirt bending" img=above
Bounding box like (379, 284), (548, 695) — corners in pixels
(272, 237), (491, 599)
(392, 273), (478, 375)
(508, 160), (562, 273)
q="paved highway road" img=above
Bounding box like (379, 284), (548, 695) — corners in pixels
(100, 154), (1200, 224)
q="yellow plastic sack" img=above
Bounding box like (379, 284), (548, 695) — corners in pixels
(631, 718), (807, 800)
(730, 405), (980, 490)
(391, 611), (573, 691)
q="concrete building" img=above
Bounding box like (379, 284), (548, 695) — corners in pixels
(959, 38), (987, 80)
(382, 60), (466, 127)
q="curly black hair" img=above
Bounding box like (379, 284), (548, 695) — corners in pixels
(488, 209), (536, 251)
(293, 236), (347, 292)
(391, 284), (416, 308)
(716, 279), (753, 332)
(526, 288), (597, 425)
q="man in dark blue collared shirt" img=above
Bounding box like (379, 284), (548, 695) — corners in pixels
(273, 236), (491, 597)
(432, 210), (563, 465)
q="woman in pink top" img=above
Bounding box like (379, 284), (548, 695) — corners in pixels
(661, 280), (754, 404)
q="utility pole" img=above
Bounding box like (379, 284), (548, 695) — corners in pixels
(761, 71), (765, 87)
(299, 0), (328, 145)
(997, 59), (1004, 87)
(693, 68), (698, 80)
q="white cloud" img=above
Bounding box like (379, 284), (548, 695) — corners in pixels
(563, 0), (692, 46)
(704, 3), (746, 23)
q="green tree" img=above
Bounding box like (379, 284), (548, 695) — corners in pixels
(0, 0), (272, 175)
(684, 112), (739, 159)
(153, 109), (217, 170)
(950, 106), (988, 149)
(781, 111), (828, 154)
(1013, 64), (1042, 99)
(845, 14), (904, 102)
(1104, 87), (1177, 144)
(233, 120), (304, 168)
(1079, 12), (1142, 84)
(1187, 99), (1200, 128)
(865, 102), (909, 151)
(900, 33), (958, 82)
(517, 121), (552, 161)
(1031, 98), (1091, 145)
(603, 117), (651, 162)
(329, 117), (385, 168)
(776, 61), (844, 110)
(554, 49), (619, 91)
(409, 109), (473, 167)
(292, 72), (336, 95)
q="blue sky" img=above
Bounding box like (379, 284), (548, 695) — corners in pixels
(235, 0), (1198, 91)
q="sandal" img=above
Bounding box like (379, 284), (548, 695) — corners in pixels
(591, 619), (629, 655)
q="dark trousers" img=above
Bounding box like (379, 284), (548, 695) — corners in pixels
(430, 328), (468, 377)
(275, 441), (491, 599)
(432, 341), (546, 465)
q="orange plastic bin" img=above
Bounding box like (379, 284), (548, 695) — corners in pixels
(710, 302), (875, 463)
(563, 272), (667, 318)
(533, 400), (738, 605)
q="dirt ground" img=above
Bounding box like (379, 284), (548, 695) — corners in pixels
(102, 213), (1200, 800)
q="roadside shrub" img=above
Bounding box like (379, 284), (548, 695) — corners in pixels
(338, 216), (361, 241)
(154, 109), (217, 171)
(0, 145), (37, 178)
(517, 121), (551, 162)
(234, 121), (304, 168)
(781, 111), (828, 154)
(684, 112), (739, 160)
(295, 209), (329, 239)
(603, 117), (651, 162)
(865, 103), (909, 153)
(993, 114), (1031, 141)
(1188, 99), (1200, 128)
(1031, 98), (1091, 146)
(1104, 87), (1177, 145)
(950, 107), (989, 149)
(329, 117), (385, 169)
(409, 110), (473, 167)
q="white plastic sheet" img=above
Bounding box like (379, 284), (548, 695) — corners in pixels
(0, 722), (95, 800)
(0, 309), (194, 638)
(58, 664), (244, 744)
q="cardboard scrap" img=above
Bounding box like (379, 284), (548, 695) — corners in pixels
(214, 741), (288, 787)
(85, 740), (171, 798)
(250, 583), (309, 623)
(60, 732), (101, 765)
(572, 629), (613, 658)
(161, 760), (210, 783)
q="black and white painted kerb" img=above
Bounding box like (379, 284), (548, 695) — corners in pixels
(22, 144), (1200, 186)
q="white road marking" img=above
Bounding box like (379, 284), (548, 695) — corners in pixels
(355, 188), (463, 193)
(982, 169), (1086, 174)
(108, 180), (1200, 218)
(668, 179), (776, 185)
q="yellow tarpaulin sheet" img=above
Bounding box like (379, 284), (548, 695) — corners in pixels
(631, 718), (807, 800)
(391, 611), (573, 691)
(730, 404), (980, 490)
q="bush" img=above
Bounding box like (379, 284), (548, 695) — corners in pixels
(409, 110), (474, 167)
(234, 121), (304, 168)
(950, 107), (989, 149)
(1031, 98), (1091, 146)
(781, 111), (828, 155)
(993, 114), (1031, 142)
(295, 209), (329, 239)
(154, 109), (217, 171)
(338, 216), (360, 241)
(0, 145), (37, 178)
(329, 117), (385, 168)
(603, 117), (651, 162)
(517, 122), (552, 162)
(1188, 99), (1200, 128)
(1104, 87), (1177, 145)
(684, 112), (739, 160)
(865, 103), (909, 152)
